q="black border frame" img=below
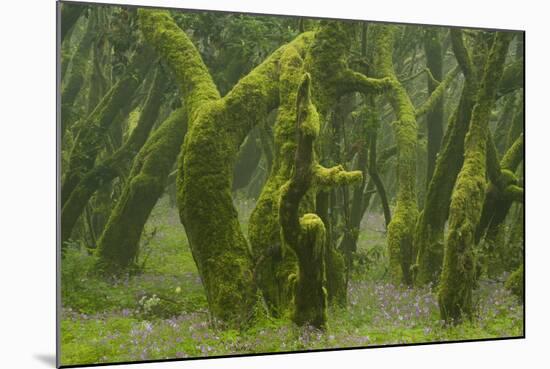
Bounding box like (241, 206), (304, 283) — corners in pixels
(56, 1), (526, 367)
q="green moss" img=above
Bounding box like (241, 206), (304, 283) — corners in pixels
(414, 30), (483, 287)
(314, 165), (363, 189)
(248, 45), (306, 316)
(368, 24), (419, 285)
(96, 108), (188, 272)
(292, 213), (329, 328)
(138, 9), (220, 123)
(438, 32), (513, 323)
(277, 73), (361, 328)
(501, 134), (524, 171)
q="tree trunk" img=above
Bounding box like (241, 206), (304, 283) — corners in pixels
(61, 68), (166, 245)
(96, 108), (187, 271)
(368, 24), (419, 285)
(438, 32), (512, 323)
(61, 45), (154, 207)
(423, 28), (445, 186)
(413, 30), (482, 286)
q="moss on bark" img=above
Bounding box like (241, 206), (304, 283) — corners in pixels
(368, 24), (419, 285)
(62, 68), (167, 246)
(96, 108), (187, 272)
(438, 32), (513, 323)
(414, 30), (482, 287)
(140, 9), (319, 324)
(279, 74), (361, 328)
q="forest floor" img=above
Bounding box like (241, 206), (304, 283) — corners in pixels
(60, 196), (524, 366)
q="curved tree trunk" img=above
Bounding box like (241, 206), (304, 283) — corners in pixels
(279, 74), (361, 328)
(368, 24), (419, 285)
(96, 107), (187, 271)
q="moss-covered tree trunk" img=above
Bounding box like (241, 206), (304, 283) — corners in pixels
(61, 68), (166, 246)
(438, 32), (513, 323)
(279, 74), (361, 328)
(476, 133), (523, 276)
(139, 10), (312, 324)
(423, 28), (445, 185)
(248, 21), (388, 315)
(413, 30), (481, 286)
(368, 24), (419, 285)
(96, 108), (187, 271)
(247, 44), (312, 316)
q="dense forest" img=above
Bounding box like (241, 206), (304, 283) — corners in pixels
(59, 2), (524, 366)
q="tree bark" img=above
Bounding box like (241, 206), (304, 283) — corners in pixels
(438, 32), (512, 323)
(96, 107), (187, 271)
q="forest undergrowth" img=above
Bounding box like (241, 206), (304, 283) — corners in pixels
(60, 196), (523, 366)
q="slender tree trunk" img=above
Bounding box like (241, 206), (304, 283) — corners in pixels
(423, 28), (444, 186)
(61, 11), (96, 137)
(232, 127), (262, 191)
(368, 24), (419, 285)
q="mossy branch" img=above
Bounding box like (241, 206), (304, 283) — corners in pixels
(61, 68), (167, 245)
(337, 69), (392, 96)
(504, 185), (524, 203)
(313, 164), (362, 189)
(415, 66), (459, 119)
(501, 133), (524, 170)
(138, 9), (220, 122)
(62, 45), (154, 206)
(369, 24), (419, 285)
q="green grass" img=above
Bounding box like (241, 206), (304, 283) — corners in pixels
(60, 196), (524, 366)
